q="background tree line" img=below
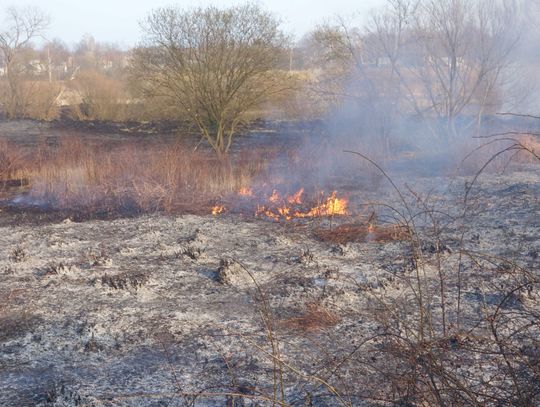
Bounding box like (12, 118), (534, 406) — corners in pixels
(0, 0), (537, 155)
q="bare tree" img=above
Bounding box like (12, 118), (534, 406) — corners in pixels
(308, 19), (400, 156)
(311, 18), (379, 102)
(130, 4), (287, 156)
(0, 6), (49, 118)
(310, 0), (521, 144)
(366, 1), (419, 108)
(406, 0), (521, 138)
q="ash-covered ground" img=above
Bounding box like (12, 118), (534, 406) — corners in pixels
(1, 121), (539, 406)
(1, 162), (538, 406)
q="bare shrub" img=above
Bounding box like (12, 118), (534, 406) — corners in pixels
(23, 81), (62, 120)
(0, 6), (50, 119)
(0, 79), (61, 121)
(70, 70), (129, 121)
(256, 71), (324, 121)
(332, 145), (540, 406)
(131, 3), (288, 156)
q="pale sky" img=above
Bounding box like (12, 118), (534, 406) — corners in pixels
(0, 0), (385, 48)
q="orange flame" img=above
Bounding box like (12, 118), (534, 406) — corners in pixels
(287, 188), (304, 204)
(212, 187), (348, 221)
(254, 190), (347, 221)
(212, 205), (225, 215)
(294, 192), (348, 218)
(238, 187), (253, 197)
(256, 204), (281, 221)
(269, 189), (280, 203)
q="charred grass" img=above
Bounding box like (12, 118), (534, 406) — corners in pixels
(1, 129), (539, 406)
(173, 139), (539, 406)
(314, 222), (410, 244)
(251, 141), (539, 406)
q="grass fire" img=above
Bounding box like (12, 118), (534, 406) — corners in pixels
(213, 188), (348, 221)
(0, 1), (540, 406)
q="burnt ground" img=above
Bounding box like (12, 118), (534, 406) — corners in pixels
(0, 118), (318, 153)
(0, 120), (539, 406)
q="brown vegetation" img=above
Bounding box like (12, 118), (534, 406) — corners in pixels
(0, 6), (50, 119)
(280, 302), (341, 333)
(0, 136), (269, 214)
(0, 139), (28, 189)
(131, 4), (288, 155)
(70, 71), (129, 121)
(0, 1), (539, 405)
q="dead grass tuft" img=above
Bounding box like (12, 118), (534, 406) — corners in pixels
(280, 303), (341, 333)
(9, 246), (28, 263)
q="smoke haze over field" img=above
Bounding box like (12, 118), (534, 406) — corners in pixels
(0, 0), (385, 46)
(0, 0), (538, 166)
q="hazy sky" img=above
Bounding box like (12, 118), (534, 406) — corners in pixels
(0, 0), (385, 47)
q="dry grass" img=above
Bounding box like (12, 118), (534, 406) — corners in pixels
(515, 134), (540, 163)
(69, 71), (129, 121)
(280, 303), (341, 333)
(0, 136), (270, 214)
(0, 139), (29, 185)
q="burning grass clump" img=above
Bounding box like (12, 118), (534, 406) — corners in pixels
(212, 187), (350, 222)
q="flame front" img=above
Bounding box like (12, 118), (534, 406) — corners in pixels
(212, 187), (348, 221)
(294, 191), (348, 218)
(255, 189), (347, 221)
(287, 188), (304, 204)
